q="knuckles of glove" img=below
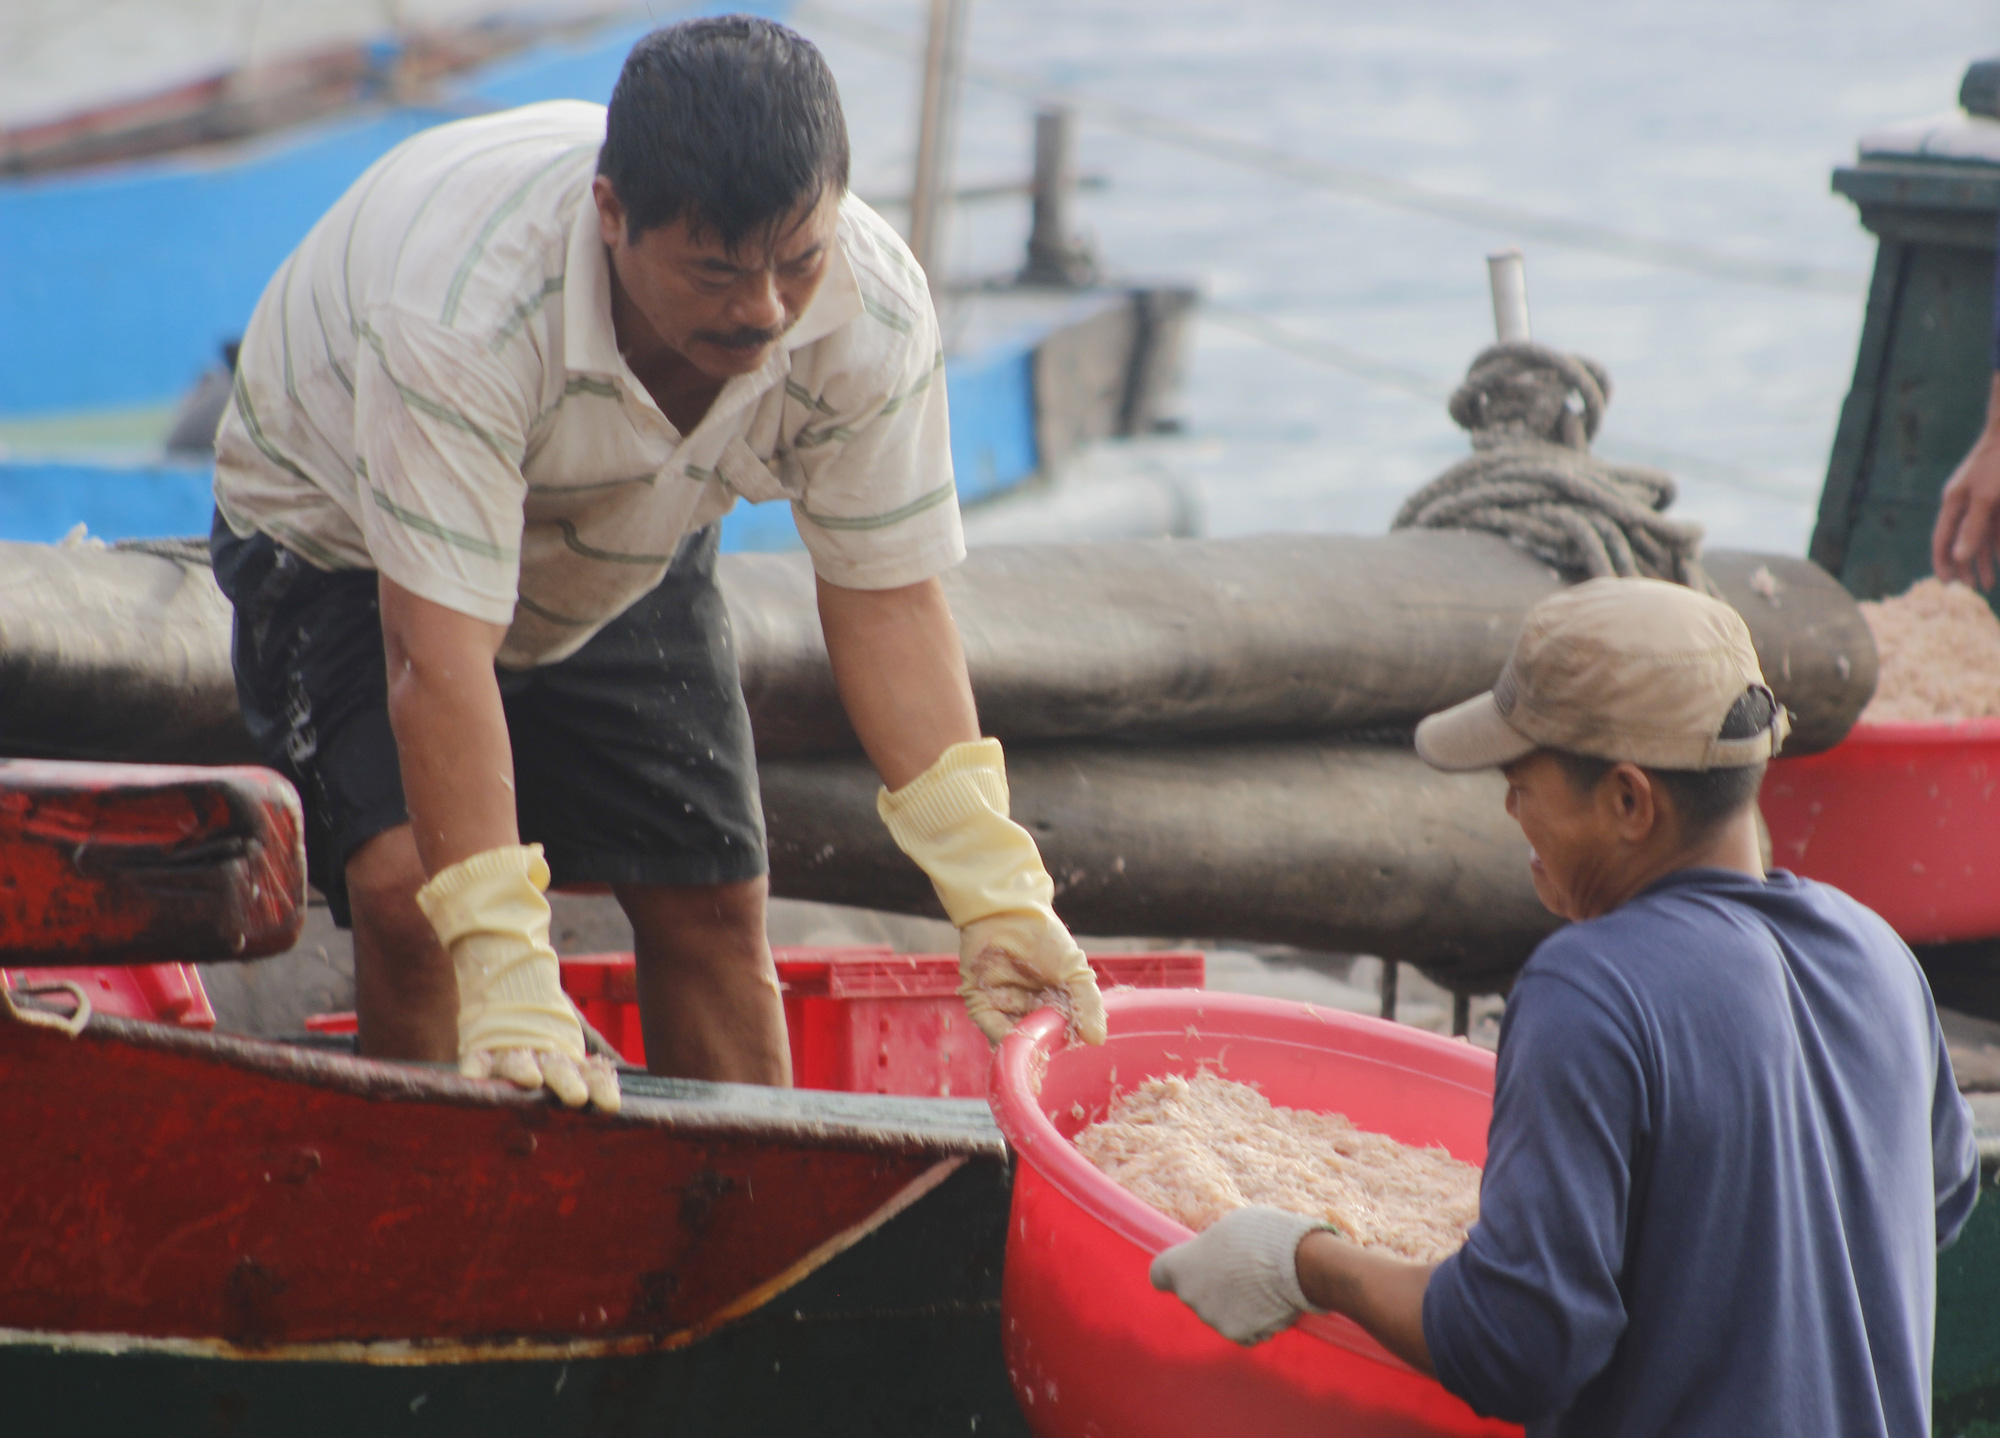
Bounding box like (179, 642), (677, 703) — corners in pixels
(462, 1045), (623, 1113)
(1146, 1207), (1328, 1346)
(958, 912), (1108, 1045)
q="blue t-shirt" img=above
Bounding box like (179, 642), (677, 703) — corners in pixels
(1422, 867), (1979, 1437)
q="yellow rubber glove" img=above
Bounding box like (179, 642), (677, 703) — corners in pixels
(414, 843), (621, 1112)
(877, 739), (1107, 1046)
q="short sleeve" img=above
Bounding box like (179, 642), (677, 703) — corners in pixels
(1423, 965), (1643, 1423)
(785, 299), (965, 590)
(352, 305), (533, 623)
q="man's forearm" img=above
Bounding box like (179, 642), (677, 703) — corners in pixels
(380, 576), (518, 876)
(1979, 373), (2000, 439)
(823, 571), (1105, 1042)
(1931, 374), (2000, 588)
(816, 574), (980, 789)
(1294, 1230), (1438, 1376)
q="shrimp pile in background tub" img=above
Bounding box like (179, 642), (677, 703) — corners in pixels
(1762, 580), (2000, 943)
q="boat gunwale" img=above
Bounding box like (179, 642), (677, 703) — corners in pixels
(6, 999), (1007, 1160)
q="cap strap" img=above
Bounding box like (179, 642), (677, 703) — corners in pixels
(1702, 694), (1792, 769)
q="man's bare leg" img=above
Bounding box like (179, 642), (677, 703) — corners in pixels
(346, 824), (458, 1062)
(618, 877), (789, 1085)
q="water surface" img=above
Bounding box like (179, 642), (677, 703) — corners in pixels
(9, 0), (1993, 555)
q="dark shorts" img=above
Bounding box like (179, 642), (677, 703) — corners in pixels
(210, 513), (767, 927)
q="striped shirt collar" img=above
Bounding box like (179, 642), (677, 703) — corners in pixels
(562, 190), (865, 389)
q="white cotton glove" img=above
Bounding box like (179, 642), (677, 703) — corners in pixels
(1148, 1206), (1335, 1346)
(414, 843), (621, 1113)
(877, 739), (1107, 1045)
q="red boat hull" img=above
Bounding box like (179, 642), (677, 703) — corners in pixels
(0, 1007), (1004, 1354)
(0, 743), (1026, 1432)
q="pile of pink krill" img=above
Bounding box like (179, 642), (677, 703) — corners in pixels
(1860, 578), (2000, 722)
(1075, 1070), (1481, 1264)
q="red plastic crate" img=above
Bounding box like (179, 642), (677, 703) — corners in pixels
(3, 963), (215, 1029)
(557, 950), (650, 1067)
(555, 946), (1206, 1096)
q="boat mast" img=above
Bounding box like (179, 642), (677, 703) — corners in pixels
(1487, 247), (1531, 343)
(908, 0), (969, 290)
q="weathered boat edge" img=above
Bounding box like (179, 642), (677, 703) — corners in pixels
(49, 1005), (1008, 1159)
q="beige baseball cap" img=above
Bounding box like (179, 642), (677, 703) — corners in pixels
(1415, 577), (1791, 773)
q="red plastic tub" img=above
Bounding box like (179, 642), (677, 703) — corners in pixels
(1760, 718), (2000, 943)
(3, 963), (215, 1029)
(989, 989), (1514, 1438)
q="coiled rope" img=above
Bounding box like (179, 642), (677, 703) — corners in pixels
(1392, 342), (1717, 594)
(114, 536), (212, 566)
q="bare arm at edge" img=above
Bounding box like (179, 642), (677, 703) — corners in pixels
(816, 574), (981, 791)
(1933, 373), (2000, 590)
(1294, 1230), (1439, 1378)
(379, 575), (518, 876)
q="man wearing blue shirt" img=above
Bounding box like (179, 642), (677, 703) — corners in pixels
(1152, 577), (1980, 1435)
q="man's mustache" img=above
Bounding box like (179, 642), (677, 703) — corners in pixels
(695, 325), (785, 350)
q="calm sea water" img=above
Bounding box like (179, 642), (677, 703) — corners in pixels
(804, 0), (1994, 555)
(7, 0), (1994, 555)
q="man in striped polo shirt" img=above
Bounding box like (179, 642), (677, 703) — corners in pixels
(210, 17), (1105, 1110)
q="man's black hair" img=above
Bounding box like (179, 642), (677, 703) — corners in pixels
(1551, 687), (1778, 838)
(598, 16), (849, 249)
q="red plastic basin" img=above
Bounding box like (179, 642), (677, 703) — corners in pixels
(989, 989), (1515, 1438)
(4, 963), (214, 1029)
(1760, 718), (2000, 943)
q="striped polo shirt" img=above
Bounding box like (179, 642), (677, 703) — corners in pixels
(214, 100), (963, 669)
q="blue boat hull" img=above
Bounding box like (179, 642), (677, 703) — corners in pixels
(0, 0), (1056, 554)
(0, 7), (755, 424)
(0, 334), (1036, 553)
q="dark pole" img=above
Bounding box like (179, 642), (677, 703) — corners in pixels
(1020, 105), (1095, 286)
